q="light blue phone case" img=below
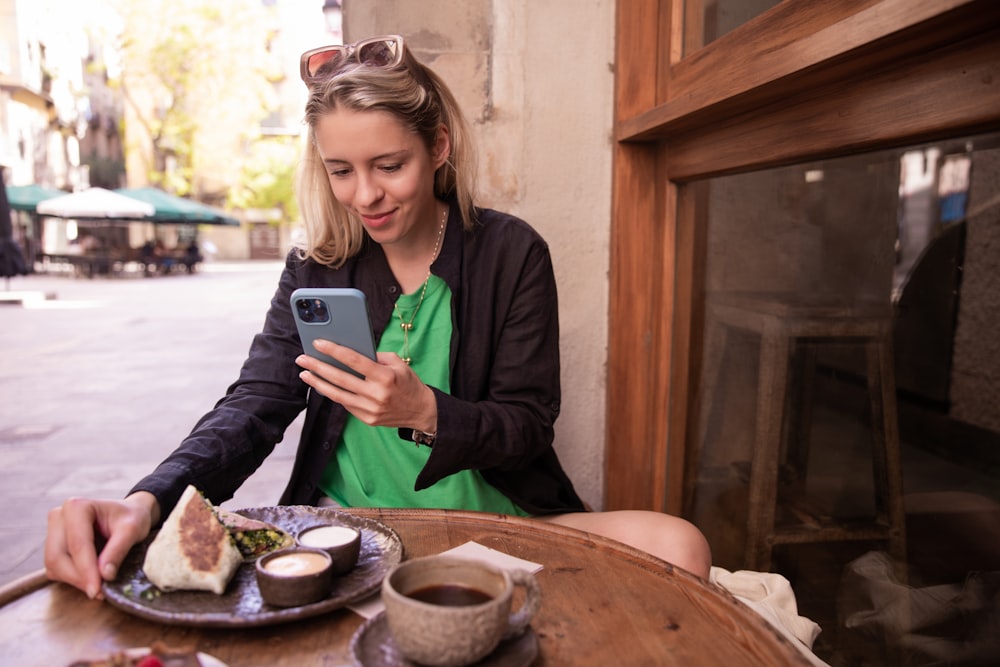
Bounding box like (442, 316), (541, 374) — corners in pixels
(290, 287), (377, 378)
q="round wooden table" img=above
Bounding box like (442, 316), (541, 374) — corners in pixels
(0, 508), (811, 665)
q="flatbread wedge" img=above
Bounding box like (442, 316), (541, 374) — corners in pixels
(142, 485), (242, 595)
(216, 509), (293, 560)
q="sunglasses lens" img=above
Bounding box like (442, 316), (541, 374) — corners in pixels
(301, 37), (402, 83)
(357, 39), (399, 67)
(306, 49), (345, 78)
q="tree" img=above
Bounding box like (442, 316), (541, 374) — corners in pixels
(227, 137), (301, 223)
(108, 0), (280, 202)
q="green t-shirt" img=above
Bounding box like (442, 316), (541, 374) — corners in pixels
(319, 275), (529, 516)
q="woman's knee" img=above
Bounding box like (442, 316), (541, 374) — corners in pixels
(542, 510), (712, 579)
(618, 511), (711, 578)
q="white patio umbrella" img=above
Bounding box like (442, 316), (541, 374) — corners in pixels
(36, 187), (155, 219)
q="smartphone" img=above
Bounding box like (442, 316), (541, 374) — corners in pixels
(290, 287), (377, 378)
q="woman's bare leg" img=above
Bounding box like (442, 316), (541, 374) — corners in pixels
(539, 510), (712, 579)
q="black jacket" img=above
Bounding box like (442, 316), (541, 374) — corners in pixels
(131, 203), (585, 517)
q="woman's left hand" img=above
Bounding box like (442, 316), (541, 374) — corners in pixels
(295, 339), (438, 433)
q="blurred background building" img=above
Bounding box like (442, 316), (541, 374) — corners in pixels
(0, 0), (342, 261)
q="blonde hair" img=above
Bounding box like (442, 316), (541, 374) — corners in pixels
(295, 43), (478, 268)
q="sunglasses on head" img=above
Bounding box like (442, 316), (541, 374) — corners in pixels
(300, 34), (405, 84)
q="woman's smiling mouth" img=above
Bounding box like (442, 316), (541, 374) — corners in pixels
(360, 210), (395, 228)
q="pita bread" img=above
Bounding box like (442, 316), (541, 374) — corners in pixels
(142, 485), (242, 594)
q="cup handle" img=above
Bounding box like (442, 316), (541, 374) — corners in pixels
(504, 569), (542, 639)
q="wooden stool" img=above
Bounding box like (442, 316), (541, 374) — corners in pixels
(689, 292), (907, 573)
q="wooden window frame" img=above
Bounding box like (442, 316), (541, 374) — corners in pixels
(606, 0), (1000, 514)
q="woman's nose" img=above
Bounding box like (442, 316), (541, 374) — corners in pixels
(355, 172), (383, 206)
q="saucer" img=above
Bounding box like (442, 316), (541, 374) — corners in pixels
(349, 612), (539, 667)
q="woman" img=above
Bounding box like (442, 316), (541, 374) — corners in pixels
(45, 35), (710, 599)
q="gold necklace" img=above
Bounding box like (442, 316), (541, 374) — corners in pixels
(393, 206), (447, 365)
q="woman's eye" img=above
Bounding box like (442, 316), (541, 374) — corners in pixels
(329, 168), (352, 178)
(379, 163), (402, 173)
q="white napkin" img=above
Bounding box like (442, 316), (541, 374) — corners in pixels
(349, 541), (544, 619)
(710, 566), (829, 667)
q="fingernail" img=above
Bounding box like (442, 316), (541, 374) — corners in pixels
(102, 562), (117, 579)
(87, 583), (100, 599)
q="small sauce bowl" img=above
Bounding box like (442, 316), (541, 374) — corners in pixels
(256, 547), (334, 607)
(296, 524), (361, 576)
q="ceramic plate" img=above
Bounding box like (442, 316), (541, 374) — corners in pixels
(102, 506), (403, 628)
(349, 612), (539, 667)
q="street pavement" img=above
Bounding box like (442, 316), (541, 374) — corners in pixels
(0, 260), (301, 588)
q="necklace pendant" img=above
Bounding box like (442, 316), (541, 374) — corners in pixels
(391, 209), (446, 371)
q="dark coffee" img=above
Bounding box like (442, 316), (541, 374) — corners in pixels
(406, 584), (493, 606)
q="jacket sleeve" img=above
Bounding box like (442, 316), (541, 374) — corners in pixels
(128, 254), (309, 516)
(414, 221), (563, 492)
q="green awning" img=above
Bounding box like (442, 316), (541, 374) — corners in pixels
(6, 184), (66, 212)
(115, 187), (241, 226)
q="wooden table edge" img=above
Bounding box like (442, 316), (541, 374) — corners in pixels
(0, 570), (50, 607)
(353, 507), (693, 574)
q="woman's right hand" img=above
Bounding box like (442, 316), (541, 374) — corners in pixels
(44, 491), (160, 599)
(296, 340), (439, 434)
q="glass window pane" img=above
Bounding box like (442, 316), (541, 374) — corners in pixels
(687, 131), (1000, 664)
(684, 0), (782, 53)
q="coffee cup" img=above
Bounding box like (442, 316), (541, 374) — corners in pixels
(381, 555), (541, 667)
